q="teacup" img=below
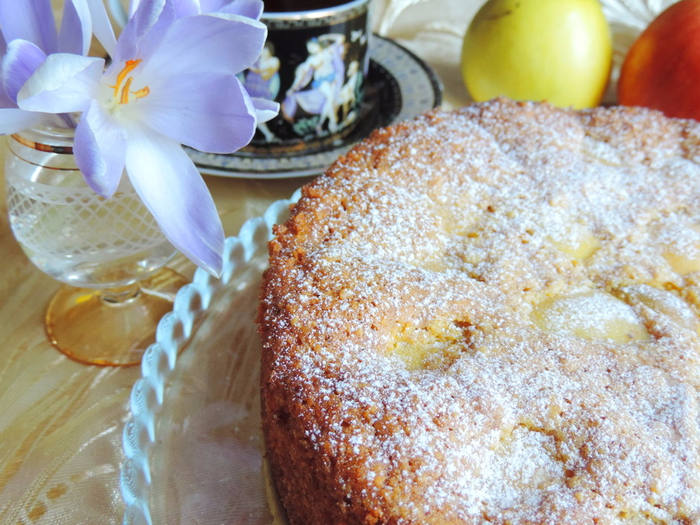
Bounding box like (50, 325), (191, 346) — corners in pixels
(240, 0), (371, 154)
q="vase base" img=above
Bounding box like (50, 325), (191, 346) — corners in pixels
(45, 268), (188, 367)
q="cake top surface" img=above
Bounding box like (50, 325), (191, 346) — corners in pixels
(260, 99), (700, 524)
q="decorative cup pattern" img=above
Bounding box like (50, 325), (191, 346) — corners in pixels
(240, 0), (371, 153)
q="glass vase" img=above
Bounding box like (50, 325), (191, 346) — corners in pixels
(5, 125), (187, 366)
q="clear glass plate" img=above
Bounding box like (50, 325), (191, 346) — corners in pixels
(120, 190), (300, 525)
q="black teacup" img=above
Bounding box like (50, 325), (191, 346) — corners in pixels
(240, 0), (371, 154)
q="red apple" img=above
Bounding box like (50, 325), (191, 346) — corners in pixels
(618, 0), (700, 121)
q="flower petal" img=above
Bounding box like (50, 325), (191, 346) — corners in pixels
(135, 72), (257, 153)
(59, 0), (92, 56)
(172, 0), (200, 17)
(0, 28), (7, 57)
(124, 125), (224, 276)
(17, 53), (103, 114)
(0, 75), (14, 107)
(0, 107), (43, 134)
(251, 97), (279, 124)
(215, 0), (263, 19)
(111, 0), (174, 67)
(141, 13), (266, 78)
(0, 0), (58, 54)
(74, 101), (127, 197)
(128, 0), (141, 17)
(85, 0), (117, 57)
(198, 0), (225, 11)
(2, 39), (46, 103)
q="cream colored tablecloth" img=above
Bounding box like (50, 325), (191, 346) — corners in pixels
(0, 0), (662, 523)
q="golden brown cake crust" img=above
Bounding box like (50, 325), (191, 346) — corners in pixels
(258, 99), (700, 525)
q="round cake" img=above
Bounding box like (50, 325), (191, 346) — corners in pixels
(258, 98), (700, 524)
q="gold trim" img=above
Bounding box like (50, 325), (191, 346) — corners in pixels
(11, 133), (74, 154)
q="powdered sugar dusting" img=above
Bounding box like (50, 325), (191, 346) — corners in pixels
(260, 100), (700, 524)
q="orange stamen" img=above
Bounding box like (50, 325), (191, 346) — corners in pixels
(131, 86), (150, 99)
(110, 59), (150, 105)
(110, 59), (143, 98)
(119, 77), (134, 104)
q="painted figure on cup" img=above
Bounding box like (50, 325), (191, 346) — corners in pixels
(339, 59), (362, 124)
(282, 33), (347, 135)
(241, 43), (281, 142)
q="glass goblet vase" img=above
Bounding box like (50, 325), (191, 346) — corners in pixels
(5, 126), (188, 367)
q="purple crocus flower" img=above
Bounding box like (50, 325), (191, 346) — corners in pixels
(0, 0), (116, 132)
(17, 0), (277, 276)
(129, 0), (263, 19)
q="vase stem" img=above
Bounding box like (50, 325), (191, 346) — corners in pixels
(45, 269), (187, 366)
(102, 283), (141, 305)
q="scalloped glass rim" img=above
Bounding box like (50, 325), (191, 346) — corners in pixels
(119, 189), (301, 525)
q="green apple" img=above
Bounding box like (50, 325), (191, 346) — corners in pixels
(461, 0), (612, 109)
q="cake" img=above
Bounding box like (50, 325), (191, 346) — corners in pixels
(258, 98), (700, 524)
